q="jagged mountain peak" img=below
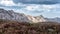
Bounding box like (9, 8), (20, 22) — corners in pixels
(39, 15), (44, 17)
(8, 10), (14, 13)
(0, 8), (7, 13)
(0, 8), (4, 10)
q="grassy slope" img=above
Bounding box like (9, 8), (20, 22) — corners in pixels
(0, 19), (60, 34)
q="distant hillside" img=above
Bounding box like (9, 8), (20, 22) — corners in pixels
(0, 19), (60, 34)
(45, 17), (60, 23)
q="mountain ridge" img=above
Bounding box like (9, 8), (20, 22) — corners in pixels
(0, 8), (60, 23)
(0, 8), (46, 23)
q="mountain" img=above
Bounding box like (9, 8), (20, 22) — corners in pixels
(0, 8), (31, 22)
(34, 15), (46, 22)
(45, 17), (60, 23)
(0, 8), (60, 23)
(0, 8), (46, 23)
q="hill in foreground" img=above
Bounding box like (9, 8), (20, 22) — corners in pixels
(0, 19), (60, 34)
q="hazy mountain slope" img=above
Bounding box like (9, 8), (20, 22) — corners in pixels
(0, 8), (46, 23)
(0, 9), (31, 22)
(45, 17), (60, 23)
(0, 8), (60, 23)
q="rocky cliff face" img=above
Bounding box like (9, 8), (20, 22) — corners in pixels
(34, 15), (46, 22)
(0, 8), (46, 23)
(27, 15), (46, 23)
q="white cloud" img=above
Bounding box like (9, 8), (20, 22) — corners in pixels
(12, 4), (60, 17)
(20, 4), (59, 12)
(0, 0), (16, 6)
(0, 0), (27, 7)
(0, 0), (60, 17)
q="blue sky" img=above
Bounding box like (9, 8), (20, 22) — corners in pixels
(0, 0), (60, 18)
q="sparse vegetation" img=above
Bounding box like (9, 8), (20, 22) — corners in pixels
(0, 19), (60, 34)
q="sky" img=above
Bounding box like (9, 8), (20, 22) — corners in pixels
(0, 0), (60, 18)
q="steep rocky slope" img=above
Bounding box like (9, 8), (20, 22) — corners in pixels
(0, 8), (46, 23)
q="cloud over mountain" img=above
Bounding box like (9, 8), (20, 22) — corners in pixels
(0, 0), (60, 18)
